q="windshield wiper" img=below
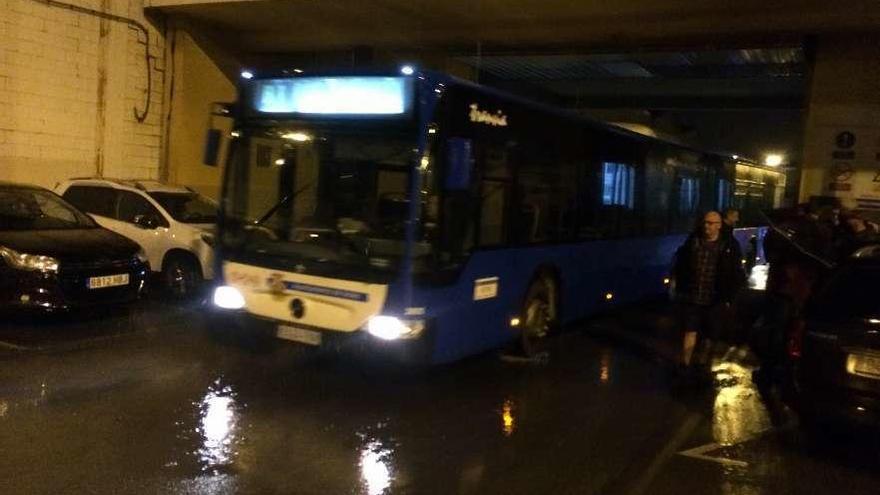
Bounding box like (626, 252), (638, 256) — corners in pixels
(254, 181), (315, 226)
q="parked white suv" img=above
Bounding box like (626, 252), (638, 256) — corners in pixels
(55, 178), (216, 297)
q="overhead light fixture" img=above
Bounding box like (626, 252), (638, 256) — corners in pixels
(240, 70), (254, 79)
(732, 155), (739, 160)
(293, 68), (303, 74)
(764, 154), (784, 167)
(400, 65), (415, 76)
(282, 132), (312, 142)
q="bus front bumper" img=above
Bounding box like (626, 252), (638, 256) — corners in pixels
(211, 309), (436, 365)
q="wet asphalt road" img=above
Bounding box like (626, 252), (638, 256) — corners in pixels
(1, 298), (879, 495)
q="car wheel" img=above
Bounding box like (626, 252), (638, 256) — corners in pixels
(162, 254), (202, 299)
(518, 274), (558, 358)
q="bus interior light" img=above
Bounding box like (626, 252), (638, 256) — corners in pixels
(282, 132), (312, 142)
(510, 317), (521, 327)
(213, 285), (245, 310)
(241, 70), (254, 79)
(400, 65), (415, 76)
(605, 292), (614, 301)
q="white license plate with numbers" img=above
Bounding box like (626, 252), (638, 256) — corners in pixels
(277, 325), (322, 346)
(87, 274), (130, 289)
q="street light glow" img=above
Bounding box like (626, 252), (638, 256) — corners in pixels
(764, 154), (784, 167)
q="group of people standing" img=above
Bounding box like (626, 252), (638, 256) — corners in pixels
(670, 202), (879, 386)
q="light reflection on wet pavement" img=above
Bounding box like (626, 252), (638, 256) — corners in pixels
(0, 301), (879, 494)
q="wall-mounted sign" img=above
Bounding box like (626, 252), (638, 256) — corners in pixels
(836, 131), (856, 149)
(831, 163), (854, 182)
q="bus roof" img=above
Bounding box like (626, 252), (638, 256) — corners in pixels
(242, 68), (742, 162)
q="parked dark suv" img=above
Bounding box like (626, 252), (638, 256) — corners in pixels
(793, 245), (880, 429)
(0, 181), (150, 311)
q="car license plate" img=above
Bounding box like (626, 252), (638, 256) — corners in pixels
(87, 273), (130, 289)
(847, 353), (880, 379)
(277, 325), (322, 346)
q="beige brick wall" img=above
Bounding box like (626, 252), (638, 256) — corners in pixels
(0, 0), (165, 188)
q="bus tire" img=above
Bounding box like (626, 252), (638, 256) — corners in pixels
(518, 274), (559, 358)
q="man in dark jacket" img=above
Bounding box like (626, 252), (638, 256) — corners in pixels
(673, 211), (747, 375)
(722, 208), (740, 240)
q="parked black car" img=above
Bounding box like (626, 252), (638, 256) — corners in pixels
(792, 245), (880, 430)
(0, 181), (150, 311)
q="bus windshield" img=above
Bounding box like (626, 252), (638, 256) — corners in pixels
(222, 125), (429, 277)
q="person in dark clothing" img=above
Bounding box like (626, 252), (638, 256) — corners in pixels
(672, 211), (747, 376)
(722, 208), (740, 240)
(834, 212), (880, 260)
(751, 206), (833, 392)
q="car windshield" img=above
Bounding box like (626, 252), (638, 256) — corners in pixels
(221, 125), (431, 275)
(0, 187), (96, 231)
(149, 192), (218, 224)
(809, 264), (880, 321)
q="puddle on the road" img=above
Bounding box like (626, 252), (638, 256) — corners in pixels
(359, 439), (394, 495)
(711, 359), (772, 446)
(599, 347), (613, 384)
(500, 399), (516, 437)
(356, 425), (396, 495)
(192, 378), (243, 472)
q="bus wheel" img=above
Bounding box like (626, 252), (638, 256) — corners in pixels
(519, 275), (558, 358)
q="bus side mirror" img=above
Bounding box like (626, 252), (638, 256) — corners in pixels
(203, 102), (234, 167)
(203, 129), (222, 167)
(444, 137), (473, 191)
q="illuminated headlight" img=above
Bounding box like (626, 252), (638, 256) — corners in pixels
(366, 316), (425, 340)
(0, 246), (59, 273)
(213, 285), (245, 310)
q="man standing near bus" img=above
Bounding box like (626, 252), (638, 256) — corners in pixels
(672, 211), (747, 381)
(722, 208), (740, 239)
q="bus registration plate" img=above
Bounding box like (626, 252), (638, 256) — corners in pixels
(277, 325), (322, 346)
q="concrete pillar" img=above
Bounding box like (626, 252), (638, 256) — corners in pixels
(800, 34), (880, 211)
(164, 28), (235, 198)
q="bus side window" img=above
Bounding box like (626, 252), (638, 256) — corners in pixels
(643, 150), (672, 236)
(475, 142), (513, 247)
(440, 191), (474, 261)
(515, 135), (574, 244)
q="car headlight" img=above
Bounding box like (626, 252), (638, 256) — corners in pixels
(366, 316), (425, 340)
(0, 246), (59, 273)
(201, 233), (216, 247)
(213, 285), (245, 310)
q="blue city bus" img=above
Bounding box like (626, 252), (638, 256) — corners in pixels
(209, 69), (765, 364)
